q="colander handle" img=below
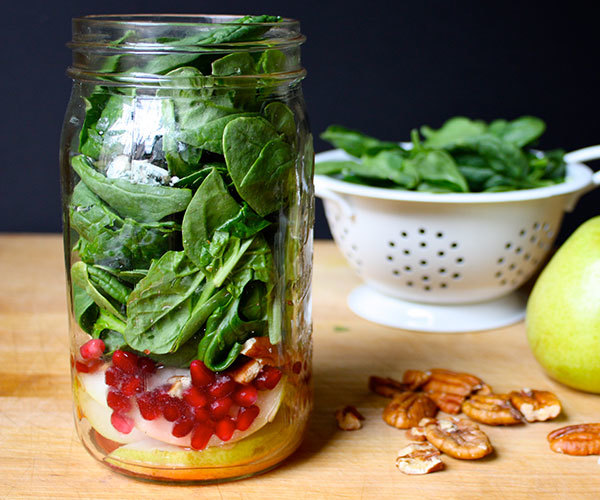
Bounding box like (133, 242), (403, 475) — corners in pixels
(564, 145), (600, 211)
(314, 184), (355, 220)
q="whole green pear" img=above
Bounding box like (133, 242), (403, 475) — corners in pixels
(526, 216), (600, 393)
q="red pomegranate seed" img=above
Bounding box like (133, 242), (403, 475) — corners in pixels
(172, 418), (194, 438)
(121, 375), (143, 396)
(136, 392), (160, 420)
(292, 361), (302, 374)
(110, 412), (134, 434)
(190, 360), (215, 387)
(104, 365), (122, 387)
(193, 407), (211, 422)
(137, 357), (156, 375)
(183, 386), (208, 408)
(112, 350), (138, 374)
(208, 374), (236, 398)
(191, 423), (214, 450)
(232, 385), (258, 407)
(254, 366), (282, 390)
(80, 339), (106, 359)
(209, 396), (233, 419)
(107, 389), (131, 412)
(215, 417), (236, 441)
(163, 398), (182, 422)
(236, 405), (260, 431)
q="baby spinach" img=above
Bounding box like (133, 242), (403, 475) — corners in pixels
(70, 15), (295, 371)
(71, 154), (192, 222)
(319, 116), (565, 193)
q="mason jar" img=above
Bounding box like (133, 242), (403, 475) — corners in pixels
(60, 14), (314, 483)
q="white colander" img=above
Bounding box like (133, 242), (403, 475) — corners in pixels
(315, 146), (600, 332)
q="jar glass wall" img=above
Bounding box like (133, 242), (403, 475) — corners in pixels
(60, 15), (313, 483)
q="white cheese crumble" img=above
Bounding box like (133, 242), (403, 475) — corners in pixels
(105, 155), (173, 186)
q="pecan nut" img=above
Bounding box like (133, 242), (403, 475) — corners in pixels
(423, 369), (484, 397)
(230, 358), (264, 385)
(396, 442), (444, 475)
(382, 392), (438, 429)
(423, 417), (493, 459)
(548, 424), (600, 456)
(406, 418), (438, 442)
(369, 375), (408, 398)
(426, 391), (465, 415)
(509, 389), (561, 422)
(335, 406), (365, 431)
(462, 394), (524, 426)
(240, 337), (278, 365)
(402, 369), (431, 390)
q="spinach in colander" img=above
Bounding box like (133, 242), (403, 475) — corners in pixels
(317, 116), (566, 193)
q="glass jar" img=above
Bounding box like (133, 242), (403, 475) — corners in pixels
(60, 14), (313, 483)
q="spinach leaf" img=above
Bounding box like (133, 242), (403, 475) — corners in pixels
(71, 261), (126, 322)
(224, 116), (294, 216)
(421, 117), (487, 148)
(125, 251), (204, 354)
(211, 52), (256, 76)
(182, 168), (241, 267)
(71, 155), (192, 222)
(320, 125), (400, 158)
(488, 116), (545, 148)
(87, 265), (132, 305)
(360, 150), (419, 188)
(264, 102), (296, 144)
(406, 150), (469, 192)
(257, 49), (287, 74)
(72, 282), (98, 334)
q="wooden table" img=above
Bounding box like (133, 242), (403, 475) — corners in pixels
(1, 235), (599, 499)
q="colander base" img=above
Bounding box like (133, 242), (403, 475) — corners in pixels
(347, 285), (526, 333)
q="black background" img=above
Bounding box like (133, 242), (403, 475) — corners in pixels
(1, 1), (598, 241)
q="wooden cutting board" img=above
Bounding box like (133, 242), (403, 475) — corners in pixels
(1, 235), (599, 499)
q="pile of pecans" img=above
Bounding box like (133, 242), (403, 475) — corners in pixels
(335, 368), (600, 475)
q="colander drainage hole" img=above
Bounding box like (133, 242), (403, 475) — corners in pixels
(500, 279), (507, 285)
(418, 228), (426, 234)
(450, 242), (458, 249)
(533, 222), (540, 230)
(456, 257), (464, 264)
(419, 241), (427, 248)
(515, 247), (522, 254)
(424, 285), (431, 291)
(407, 281), (414, 287)
(388, 241), (396, 247)
(524, 253), (531, 261)
(495, 271), (502, 278)
(393, 269), (400, 276)
(509, 263), (516, 270)
(436, 232), (444, 238)
(387, 255), (394, 261)
(530, 236), (537, 243)
(404, 266), (412, 272)
(497, 257), (504, 264)
(421, 276), (430, 282)
(403, 249), (411, 255)
(437, 251), (445, 257)
(519, 229), (527, 237)
(505, 242), (512, 250)
(401, 231), (408, 238)
(439, 268), (447, 274)
(440, 283), (447, 288)
(452, 273), (461, 280)
(420, 260), (428, 266)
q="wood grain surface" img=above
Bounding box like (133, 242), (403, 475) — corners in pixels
(1, 235), (599, 499)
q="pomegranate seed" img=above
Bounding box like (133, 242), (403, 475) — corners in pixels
(183, 386), (208, 408)
(137, 357), (156, 375)
(172, 418), (194, 438)
(110, 412), (134, 434)
(215, 417), (236, 441)
(236, 405), (260, 431)
(105, 365), (122, 387)
(112, 350), (138, 374)
(232, 385), (258, 407)
(163, 398), (182, 422)
(193, 407), (211, 422)
(107, 389), (131, 412)
(208, 374), (236, 398)
(254, 366), (282, 390)
(75, 358), (103, 373)
(292, 361), (302, 374)
(191, 423), (214, 450)
(190, 360), (215, 387)
(209, 396), (233, 419)
(121, 375), (143, 396)
(80, 339), (106, 359)
(136, 392), (161, 420)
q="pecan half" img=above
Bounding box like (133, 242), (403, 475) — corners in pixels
(396, 442), (444, 475)
(230, 358), (264, 385)
(335, 406), (365, 431)
(382, 392), (438, 429)
(548, 424), (600, 456)
(509, 389), (561, 422)
(402, 369), (431, 390)
(427, 391), (465, 415)
(476, 383), (493, 396)
(423, 369), (484, 397)
(406, 418), (438, 441)
(240, 337), (278, 365)
(462, 394), (524, 426)
(424, 417), (493, 459)
(369, 375), (408, 398)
